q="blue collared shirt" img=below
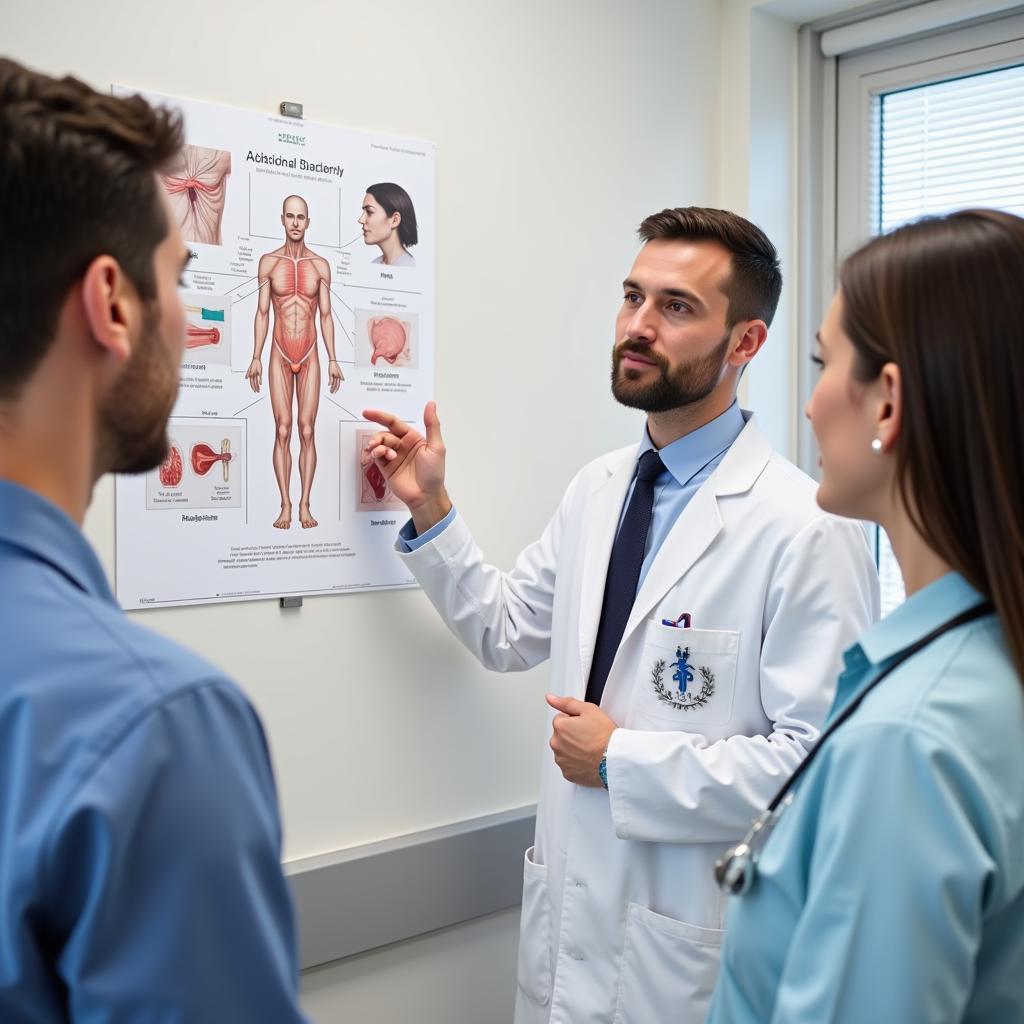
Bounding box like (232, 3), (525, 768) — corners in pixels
(0, 481), (307, 1022)
(400, 402), (747, 590)
(708, 572), (1024, 1023)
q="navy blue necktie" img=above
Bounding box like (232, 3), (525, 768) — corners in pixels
(586, 448), (665, 705)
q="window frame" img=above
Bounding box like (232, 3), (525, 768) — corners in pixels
(797, 6), (1024, 610)
(796, 6), (1024, 477)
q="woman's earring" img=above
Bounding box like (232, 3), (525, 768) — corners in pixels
(871, 438), (883, 453)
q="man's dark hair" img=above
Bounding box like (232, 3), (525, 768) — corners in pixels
(0, 59), (183, 398)
(366, 182), (418, 248)
(638, 207), (782, 327)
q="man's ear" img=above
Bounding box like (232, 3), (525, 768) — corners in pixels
(727, 320), (768, 369)
(80, 256), (134, 364)
(875, 361), (902, 453)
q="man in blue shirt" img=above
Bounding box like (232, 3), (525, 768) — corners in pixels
(0, 59), (306, 1021)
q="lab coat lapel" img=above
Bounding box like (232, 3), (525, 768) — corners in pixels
(622, 417), (773, 643)
(623, 484), (722, 640)
(577, 448), (638, 692)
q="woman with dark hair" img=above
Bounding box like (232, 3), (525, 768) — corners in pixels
(358, 182), (418, 266)
(708, 209), (1024, 1023)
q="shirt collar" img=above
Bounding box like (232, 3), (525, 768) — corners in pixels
(637, 401), (746, 486)
(848, 571), (986, 668)
(0, 480), (117, 605)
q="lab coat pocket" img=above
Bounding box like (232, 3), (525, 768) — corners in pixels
(634, 621), (739, 727)
(516, 846), (552, 1007)
(613, 903), (724, 1024)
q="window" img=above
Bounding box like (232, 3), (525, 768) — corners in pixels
(827, 9), (1024, 614)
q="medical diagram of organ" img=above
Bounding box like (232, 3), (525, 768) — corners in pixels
(161, 144), (231, 246)
(247, 196), (343, 531)
(367, 316), (410, 365)
(159, 443), (184, 487)
(191, 440), (233, 481)
(355, 429), (404, 511)
(156, 439), (232, 487)
(184, 304), (224, 350)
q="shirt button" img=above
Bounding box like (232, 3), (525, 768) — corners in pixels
(575, 880), (586, 889)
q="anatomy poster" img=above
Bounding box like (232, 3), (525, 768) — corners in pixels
(114, 87), (434, 609)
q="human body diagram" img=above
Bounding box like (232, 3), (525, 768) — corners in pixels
(161, 144), (231, 246)
(246, 196), (343, 530)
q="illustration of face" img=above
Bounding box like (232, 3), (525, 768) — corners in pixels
(612, 239), (734, 413)
(358, 193), (399, 246)
(806, 290), (887, 520)
(99, 189), (189, 475)
(281, 196), (310, 241)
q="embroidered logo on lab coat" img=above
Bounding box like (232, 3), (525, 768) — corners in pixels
(651, 646), (716, 711)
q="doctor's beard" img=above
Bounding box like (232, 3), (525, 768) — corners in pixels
(611, 332), (730, 413)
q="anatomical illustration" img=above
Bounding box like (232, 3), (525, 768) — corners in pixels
(368, 317), (410, 365)
(247, 195), (343, 531)
(355, 429), (405, 512)
(181, 294), (231, 366)
(146, 420), (243, 512)
(186, 324), (220, 349)
(185, 303), (224, 351)
(159, 442), (184, 488)
(191, 439), (233, 482)
(161, 144), (231, 246)
(355, 308), (418, 369)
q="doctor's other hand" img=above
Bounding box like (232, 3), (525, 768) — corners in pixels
(546, 694), (617, 788)
(361, 401), (451, 533)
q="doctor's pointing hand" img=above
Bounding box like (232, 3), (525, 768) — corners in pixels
(361, 402), (451, 530)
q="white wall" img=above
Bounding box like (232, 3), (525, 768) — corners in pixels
(1, 1), (723, 1019)
(0, 0), (721, 863)
(719, 0), (893, 460)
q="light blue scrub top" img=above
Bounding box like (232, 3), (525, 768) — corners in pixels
(708, 572), (1024, 1023)
(0, 481), (307, 1022)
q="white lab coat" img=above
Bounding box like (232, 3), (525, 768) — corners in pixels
(397, 416), (879, 1024)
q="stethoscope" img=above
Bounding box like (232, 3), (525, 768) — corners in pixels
(714, 600), (994, 897)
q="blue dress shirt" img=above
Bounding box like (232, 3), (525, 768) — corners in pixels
(400, 402), (747, 587)
(708, 572), (1024, 1023)
(0, 481), (307, 1022)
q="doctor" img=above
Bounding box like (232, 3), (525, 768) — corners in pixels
(362, 207), (879, 1023)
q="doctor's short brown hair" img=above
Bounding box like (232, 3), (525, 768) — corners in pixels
(0, 58), (183, 399)
(638, 207), (782, 328)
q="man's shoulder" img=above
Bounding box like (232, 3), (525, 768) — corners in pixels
(732, 446), (821, 518)
(754, 450), (821, 511)
(718, 444), (866, 554)
(0, 564), (262, 858)
(0, 562), (250, 748)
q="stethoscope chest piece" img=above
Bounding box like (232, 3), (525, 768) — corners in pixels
(715, 842), (756, 896)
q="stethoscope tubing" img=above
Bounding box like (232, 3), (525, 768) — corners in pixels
(716, 599), (994, 895)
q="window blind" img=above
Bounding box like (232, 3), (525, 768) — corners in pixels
(871, 59), (1024, 611)
(878, 62), (1024, 233)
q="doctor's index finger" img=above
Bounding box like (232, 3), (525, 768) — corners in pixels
(362, 408), (411, 436)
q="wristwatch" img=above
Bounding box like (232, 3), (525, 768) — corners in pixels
(598, 748), (610, 790)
